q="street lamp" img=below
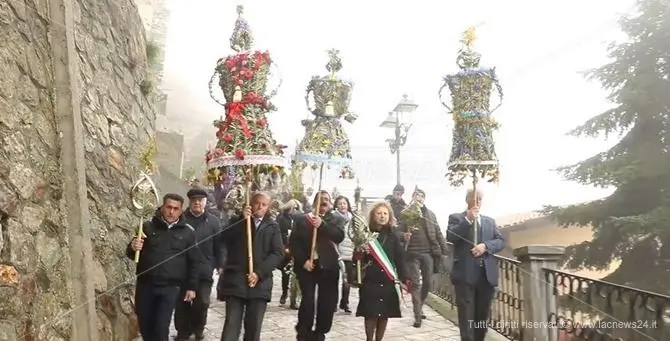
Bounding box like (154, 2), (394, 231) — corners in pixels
(380, 94), (419, 185)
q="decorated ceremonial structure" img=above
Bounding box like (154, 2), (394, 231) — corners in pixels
(293, 49), (357, 264)
(205, 5), (286, 210)
(295, 49), (357, 180)
(440, 27), (503, 187)
(204, 5), (287, 282)
(440, 27), (503, 245)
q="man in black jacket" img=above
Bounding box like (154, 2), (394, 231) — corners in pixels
(290, 190), (346, 341)
(398, 188), (450, 328)
(174, 188), (223, 341)
(126, 193), (200, 341)
(389, 184), (407, 228)
(219, 191), (285, 341)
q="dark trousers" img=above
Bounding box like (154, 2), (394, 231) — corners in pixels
(174, 280), (213, 338)
(454, 268), (495, 341)
(281, 268), (290, 295)
(406, 253), (434, 321)
(339, 260), (354, 307)
(295, 267), (339, 337)
(134, 282), (180, 341)
(220, 296), (268, 341)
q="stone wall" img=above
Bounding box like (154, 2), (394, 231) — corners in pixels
(136, 0), (169, 85)
(0, 0), (154, 339)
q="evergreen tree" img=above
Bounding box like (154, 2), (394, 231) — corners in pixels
(544, 0), (670, 294)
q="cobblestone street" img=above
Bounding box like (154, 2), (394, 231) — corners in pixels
(172, 272), (461, 340)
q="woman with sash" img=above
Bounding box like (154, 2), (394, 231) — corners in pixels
(354, 201), (410, 341)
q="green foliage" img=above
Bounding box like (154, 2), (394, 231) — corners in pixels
(139, 79), (153, 96)
(183, 167), (196, 180)
(146, 41), (161, 68)
(545, 0), (670, 293)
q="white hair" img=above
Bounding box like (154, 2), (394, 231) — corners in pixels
(251, 191), (271, 202)
(465, 188), (484, 201)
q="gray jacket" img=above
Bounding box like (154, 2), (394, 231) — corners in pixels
(335, 211), (354, 261)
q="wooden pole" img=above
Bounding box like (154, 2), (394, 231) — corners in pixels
(134, 219), (143, 263)
(356, 259), (362, 285)
(472, 169), (479, 246)
(246, 175), (255, 286)
(309, 163), (325, 262)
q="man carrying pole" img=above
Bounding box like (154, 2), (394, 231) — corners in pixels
(290, 190), (346, 341)
(291, 48), (357, 341)
(203, 6), (289, 339)
(219, 191), (285, 341)
(440, 26), (506, 341)
(126, 193), (199, 341)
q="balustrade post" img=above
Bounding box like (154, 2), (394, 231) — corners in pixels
(513, 245), (565, 341)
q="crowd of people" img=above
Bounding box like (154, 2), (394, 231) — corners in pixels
(127, 183), (505, 341)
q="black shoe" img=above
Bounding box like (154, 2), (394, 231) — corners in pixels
(195, 334), (205, 341)
(290, 303), (299, 310)
(413, 320), (422, 328)
(421, 314), (426, 319)
(341, 305), (351, 313)
(280, 293), (287, 305)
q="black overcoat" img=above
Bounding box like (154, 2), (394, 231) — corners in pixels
(216, 215), (284, 301)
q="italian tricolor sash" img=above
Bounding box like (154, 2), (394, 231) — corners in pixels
(367, 238), (405, 305)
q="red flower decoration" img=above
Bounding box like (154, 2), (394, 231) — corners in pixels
(256, 118), (267, 128)
(235, 149), (245, 160)
(223, 133), (233, 143)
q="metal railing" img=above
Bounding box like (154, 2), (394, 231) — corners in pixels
(544, 269), (670, 341)
(491, 255), (523, 341)
(429, 243), (670, 341)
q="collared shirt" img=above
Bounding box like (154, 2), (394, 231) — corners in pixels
(163, 219), (178, 230)
(464, 215), (481, 226)
(255, 217), (262, 230)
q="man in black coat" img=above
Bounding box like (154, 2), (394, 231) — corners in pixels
(126, 193), (200, 341)
(219, 191), (285, 341)
(290, 190), (346, 341)
(174, 189), (224, 341)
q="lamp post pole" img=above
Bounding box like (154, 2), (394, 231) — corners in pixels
(394, 114), (401, 185)
(380, 94), (418, 187)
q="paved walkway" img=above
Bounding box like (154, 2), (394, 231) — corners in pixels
(174, 271), (461, 340)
